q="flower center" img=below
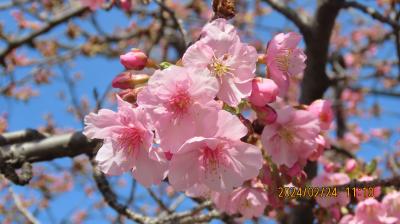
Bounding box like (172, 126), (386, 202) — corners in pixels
(168, 89), (192, 115)
(275, 49), (292, 72)
(118, 127), (143, 152)
(278, 127), (295, 143)
(201, 146), (227, 173)
(209, 54), (232, 77)
(319, 113), (330, 123)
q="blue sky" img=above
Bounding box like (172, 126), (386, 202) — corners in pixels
(0, 1), (399, 223)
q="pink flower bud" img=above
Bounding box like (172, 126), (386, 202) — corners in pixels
(249, 78), (278, 106)
(112, 72), (149, 89)
(117, 87), (144, 103)
(119, 0), (132, 11)
(120, 49), (148, 70)
(345, 159), (357, 173)
(253, 105), (277, 124)
(260, 165), (273, 185)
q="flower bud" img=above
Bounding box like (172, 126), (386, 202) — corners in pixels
(120, 48), (148, 70)
(119, 0), (132, 11)
(112, 71), (149, 89)
(345, 159), (357, 173)
(117, 87), (144, 104)
(253, 105), (277, 124)
(249, 77), (278, 107)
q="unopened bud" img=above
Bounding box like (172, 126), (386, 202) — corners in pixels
(253, 105), (277, 124)
(120, 48), (148, 70)
(117, 87), (144, 104)
(249, 77), (278, 107)
(112, 71), (149, 89)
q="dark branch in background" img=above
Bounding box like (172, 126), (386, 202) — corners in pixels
(334, 175), (400, 191)
(91, 160), (150, 224)
(349, 86), (400, 98)
(154, 0), (189, 47)
(343, 1), (400, 29)
(261, 0), (311, 36)
(0, 6), (89, 66)
(343, 1), (400, 80)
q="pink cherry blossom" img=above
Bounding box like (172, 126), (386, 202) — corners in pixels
(308, 134), (328, 161)
(249, 77), (279, 107)
(265, 32), (306, 97)
(137, 65), (219, 153)
(80, 0), (104, 10)
(201, 18), (238, 43)
(83, 96), (167, 187)
(307, 99), (333, 131)
(347, 198), (398, 224)
(311, 172), (350, 208)
(356, 176), (381, 201)
(168, 110), (263, 192)
(213, 186), (268, 218)
(183, 20), (257, 106)
(382, 191), (400, 220)
(261, 106), (320, 167)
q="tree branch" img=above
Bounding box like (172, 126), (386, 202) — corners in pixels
(0, 132), (100, 168)
(0, 6), (89, 66)
(343, 1), (400, 29)
(8, 186), (40, 224)
(334, 175), (400, 191)
(261, 0), (311, 36)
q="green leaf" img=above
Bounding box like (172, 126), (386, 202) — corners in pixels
(365, 159), (377, 174)
(159, 62), (172, 70)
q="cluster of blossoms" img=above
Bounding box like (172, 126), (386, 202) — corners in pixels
(339, 191), (400, 224)
(80, 0), (133, 12)
(83, 18), (394, 220)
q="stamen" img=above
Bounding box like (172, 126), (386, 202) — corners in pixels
(275, 49), (292, 72)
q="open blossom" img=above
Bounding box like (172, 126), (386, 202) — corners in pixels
(340, 198), (398, 224)
(356, 176), (381, 201)
(183, 19), (257, 106)
(261, 106), (320, 167)
(265, 32), (306, 97)
(382, 191), (400, 220)
(83, 96), (167, 187)
(80, 0), (104, 10)
(213, 186), (268, 218)
(137, 65), (219, 153)
(168, 110), (263, 192)
(312, 172), (350, 208)
(307, 99), (333, 131)
(249, 77), (279, 107)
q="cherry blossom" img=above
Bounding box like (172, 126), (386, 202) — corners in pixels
(83, 96), (167, 187)
(265, 32), (306, 97)
(213, 185), (268, 218)
(307, 99), (333, 131)
(340, 198), (398, 224)
(382, 191), (400, 220)
(311, 172), (350, 208)
(137, 65), (219, 153)
(80, 0), (104, 10)
(168, 110), (263, 192)
(182, 19), (257, 106)
(261, 106), (320, 167)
